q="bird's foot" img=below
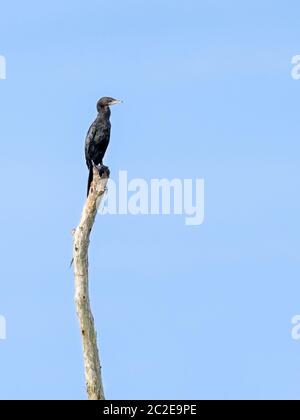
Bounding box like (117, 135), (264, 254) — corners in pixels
(96, 164), (110, 178)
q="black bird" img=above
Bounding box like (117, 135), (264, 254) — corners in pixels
(85, 97), (122, 196)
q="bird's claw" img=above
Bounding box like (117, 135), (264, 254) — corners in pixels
(97, 164), (110, 177)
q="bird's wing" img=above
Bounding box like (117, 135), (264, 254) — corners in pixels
(85, 122), (97, 168)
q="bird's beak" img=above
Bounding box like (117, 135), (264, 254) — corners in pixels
(110, 99), (123, 106)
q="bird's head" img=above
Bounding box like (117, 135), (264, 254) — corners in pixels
(97, 97), (123, 112)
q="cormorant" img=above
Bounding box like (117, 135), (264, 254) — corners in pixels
(85, 97), (122, 196)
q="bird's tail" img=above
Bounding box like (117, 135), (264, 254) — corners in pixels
(87, 166), (93, 197)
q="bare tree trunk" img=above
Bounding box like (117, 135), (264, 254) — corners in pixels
(72, 167), (108, 400)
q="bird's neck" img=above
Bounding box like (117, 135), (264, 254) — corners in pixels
(98, 106), (111, 121)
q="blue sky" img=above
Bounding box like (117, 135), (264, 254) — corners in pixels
(1, 0), (300, 400)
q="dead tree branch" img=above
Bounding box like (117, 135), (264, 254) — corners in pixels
(72, 166), (108, 400)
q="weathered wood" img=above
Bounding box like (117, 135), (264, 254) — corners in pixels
(72, 166), (108, 400)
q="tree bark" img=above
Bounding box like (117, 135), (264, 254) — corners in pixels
(72, 166), (108, 400)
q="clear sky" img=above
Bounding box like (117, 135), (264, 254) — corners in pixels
(0, 0), (300, 400)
